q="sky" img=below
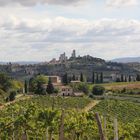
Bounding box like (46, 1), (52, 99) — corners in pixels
(0, 0), (140, 62)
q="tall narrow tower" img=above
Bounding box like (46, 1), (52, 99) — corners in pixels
(71, 50), (76, 59)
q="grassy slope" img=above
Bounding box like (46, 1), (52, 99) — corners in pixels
(88, 81), (140, 92)
(91, 99), (140, 123)
(0, 89), (9, 104)
(3, 96), (93, 110)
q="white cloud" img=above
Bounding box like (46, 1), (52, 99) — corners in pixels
(0, 16), (140, 61)
(0, 0), (86, 6)
(106, 0), (138, 7)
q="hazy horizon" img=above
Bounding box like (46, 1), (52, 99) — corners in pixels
(0, 0), (140, 61)
(0, 55), (140, 63)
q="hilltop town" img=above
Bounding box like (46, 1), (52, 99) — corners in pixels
(48, 50), (77, 64)
(0, 50), (139, 84)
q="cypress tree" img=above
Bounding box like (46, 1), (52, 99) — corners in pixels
(116, 77), (121, 82)
(121, 74), (124, 82)
(29, 77), (34, 92)
(124, 76), (127, 82)
(136, 75), (138, 81)
(80, 72), (84, 82)
(46, 78), (54, 94)
(136, 74), (140, 81)
(63, 73), (68, 85)
(100, 72), (103, 83)
(96, 73), (99, 84)
(72, 74), (76, 81)
(92, 72), (95, 84)
(129, 75), (131, 82)
(35, 81), (45, 95)
(24, 80), (28, 94)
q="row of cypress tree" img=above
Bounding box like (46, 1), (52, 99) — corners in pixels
(62, 72), (104, 85)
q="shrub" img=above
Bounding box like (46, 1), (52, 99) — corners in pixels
(0, 89), (7, 103)
(70, 83), (90, 95)
(0, 89), (6, 96)
(46, 79), (54, 94)
(54, 88), (59, 94)
(9, 91), (17, 101)
(92, 85), (105, 96)
(121, 88), (127, 94)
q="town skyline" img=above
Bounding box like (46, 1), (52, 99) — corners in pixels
(0, 49), (140, 63)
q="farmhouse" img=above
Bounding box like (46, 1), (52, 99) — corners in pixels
(45, 76), (61, 85)
(59, 86), (74, 96)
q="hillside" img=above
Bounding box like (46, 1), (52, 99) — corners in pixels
(127, 62), (140, 72)
(112, 57), (140, 63)
(0, 55), (139, 81)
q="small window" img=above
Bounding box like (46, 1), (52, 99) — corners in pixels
(62, 89), (65, 91)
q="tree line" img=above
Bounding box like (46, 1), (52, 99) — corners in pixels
(25, 75), (56, 95)
(62, 72), (104, 85)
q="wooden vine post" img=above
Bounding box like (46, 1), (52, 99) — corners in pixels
(95, 112), (105, 140)
(59, 109), (65, 140)
(114, 118), (118, 140)
(103, 115), (107, 140)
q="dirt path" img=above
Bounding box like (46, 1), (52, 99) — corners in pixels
(0, 95), (32, 110)
(83, 100), (100, 112)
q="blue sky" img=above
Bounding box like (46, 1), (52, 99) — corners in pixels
(0, 0), (140, 61)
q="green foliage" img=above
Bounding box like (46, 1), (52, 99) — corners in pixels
(116, 77), (121, 82)
(0, 73), (12, 92)
(70, 83), (90, 95)
(136, 74), (140, 81)
(92, 85), (105, 95)
(0, 97), (140, 139)
(0, 89), (8, 103)
(35, 82), (46, 95)
(121, 74), (124, 82)
(0, 73), (23, 103)
(96, 73), (99, 83)
(54, 88), (59, 94)
(92, 72), (95, 84)
(10, 80), (23, 92)
(24, 80), (28, 94)
(92, 100), (140, 123)
(80, 73), (84, 82)
(7, 91), (17, 101)
(29, 75), (48, 94)
(5, 96), (92, 110)
(100, 72), (103, 83)
(129, 75), (131, 82)
(62, 73), (69, 85)
(91, 100), (140, 140)
(46, 79), (54, 94)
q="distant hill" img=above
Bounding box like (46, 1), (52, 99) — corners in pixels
(0, 61), (41, 65)
(112, 57), (140, 63)
(0, 55), (138, 81)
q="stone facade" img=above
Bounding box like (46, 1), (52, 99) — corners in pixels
(45, 76), (61, 84)
(59, 86), (74, 96)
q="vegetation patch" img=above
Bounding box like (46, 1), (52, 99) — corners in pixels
(91, 99), (140, 123)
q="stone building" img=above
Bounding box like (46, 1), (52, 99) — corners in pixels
(59, 52), (67, 63)
(71, 50), (76, 59)
(59, 86), (74, 96)
(45, 76), (61, 85)
(49, 58), (57, 64)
